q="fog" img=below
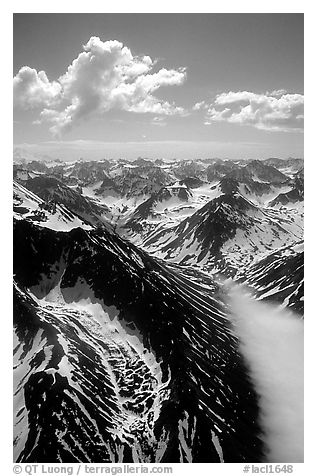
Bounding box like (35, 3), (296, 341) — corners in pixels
(226, 284), (304, 462)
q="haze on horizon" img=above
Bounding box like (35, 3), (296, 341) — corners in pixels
(13, 13), (304, 161)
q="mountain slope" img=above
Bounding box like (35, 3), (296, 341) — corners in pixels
(240, 242), (304, 316)
(142, 191), (302, 271)
(122, 181), (225, 239)
(14, 218), (264, 463)
(13, 181), (93, 232)
(21, 176), (112, 229)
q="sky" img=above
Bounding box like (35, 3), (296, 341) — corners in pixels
(13, 13), (304, 160)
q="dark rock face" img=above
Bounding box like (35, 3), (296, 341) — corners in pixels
(14, 219), (264, 463)
(179, 177), (204, 189)
(95, 175), (121, 197)
(218, 177), (240, 194)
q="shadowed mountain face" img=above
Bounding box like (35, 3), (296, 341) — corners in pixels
(269, 188), (303, 207)
(14, 219), (264, 463)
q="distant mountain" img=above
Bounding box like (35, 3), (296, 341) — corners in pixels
(15, 160), (49, 174)
(15, 157), (303, 250)
(133, 157), (154, 166)
(206, 160), (238, 182)
(64, 160), (111, 186)
(13, 147), (55, 164)
(143, 190), (302, 271)
(268, 170), (304, 207)
(111, 164), (173, 199)
(124, 183), (193, 235)
(204, 161), (291, 208)
(205, 159), (289, 185)
(122, 181), (226, 242)
(173, 161), (206, 180)
(229, 160), (288, 184)
(262, 157), (304, 173)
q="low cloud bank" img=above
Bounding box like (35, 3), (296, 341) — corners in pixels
(227, 284), (304, 462)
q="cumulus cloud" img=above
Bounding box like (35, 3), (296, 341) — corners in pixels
(13, 37), (187, 136)
(203, 90), (304, 132)
(13, 67), (61, 109)
(192, 100), (208, 111)
(226, 284), (304, 462)
(267, 89), (288, 97)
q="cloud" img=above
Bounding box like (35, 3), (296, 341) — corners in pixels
(267, 89), (288, 97)
(13, 67), (61, 109)
(14, 37), (187, 136)
(203, 90), (304, 132)
(226, 284), (303, 462)
(192, 101), (208, 111)
(151, 116), (167, 126)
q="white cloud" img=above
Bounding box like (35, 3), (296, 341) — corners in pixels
(151, 116), (167, 126)
(192, 100), (208, 111)
(13, 67), (61, 109)
(267, 89), (288, 97)
(227, 284), (303, 463)
(203, 90), (304, 132)
(14, 37), (187, 136)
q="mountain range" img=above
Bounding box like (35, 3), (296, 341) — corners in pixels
(13, 155), (304, 463)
